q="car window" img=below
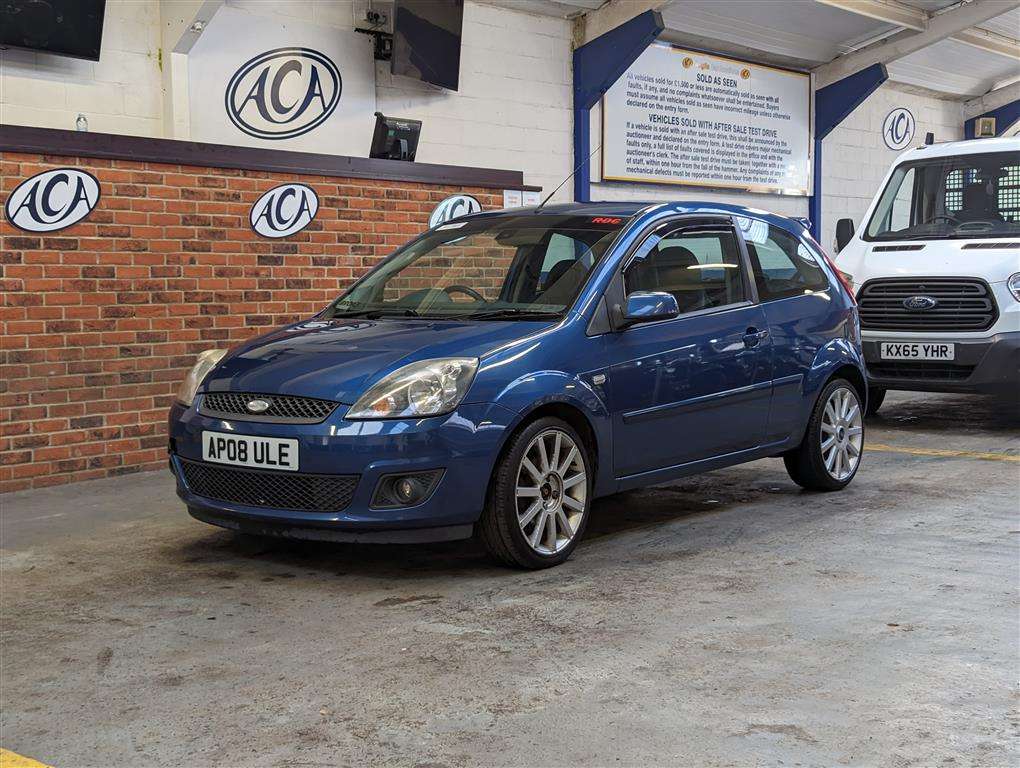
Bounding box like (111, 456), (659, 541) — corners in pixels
(625, 227), (746, 314)
(742, 222), (829, 301)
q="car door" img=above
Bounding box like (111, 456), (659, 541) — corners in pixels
(740, 219), (841, 444)
(602, 217), (773, 478)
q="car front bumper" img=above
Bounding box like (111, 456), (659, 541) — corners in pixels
(862, 331), (1020, 396)
(168, 398), (517, 542)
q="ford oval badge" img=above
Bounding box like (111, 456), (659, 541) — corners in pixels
(903, 295), (938, 310)
(246, 398), (271, 414)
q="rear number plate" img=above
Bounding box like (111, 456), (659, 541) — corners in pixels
(880, 342), (955, 361)
(202, 431), (298, 471)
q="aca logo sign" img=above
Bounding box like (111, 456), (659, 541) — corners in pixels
(250, 183), (319, 238)
(429, 195), (481, 228)
(882, 107), (915, 150)
(4, 168), (100, 233)
(226, 47), (342, 140)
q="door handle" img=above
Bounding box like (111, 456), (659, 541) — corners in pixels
(743, 327), (769, 348)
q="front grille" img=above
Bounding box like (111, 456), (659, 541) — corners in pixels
(199, 392), (338, 423)
(869, 362), (976, 381)
(857, 277), (998, 332)
(179, 459), (358, 512)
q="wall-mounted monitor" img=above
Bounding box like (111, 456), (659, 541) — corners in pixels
(391, 0), (463, 91)
(369, 112), (422, 162)
(0, 0), (106, 61)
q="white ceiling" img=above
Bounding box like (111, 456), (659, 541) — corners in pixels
(485, 0), (1020, 99)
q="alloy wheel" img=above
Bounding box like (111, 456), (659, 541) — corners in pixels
(820, 386), (863, 481)
(515, 429), (587, 555)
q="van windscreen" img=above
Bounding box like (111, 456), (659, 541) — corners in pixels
(865, 151), (1020, 241)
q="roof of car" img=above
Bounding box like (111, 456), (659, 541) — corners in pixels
(469, 200), (811, 234)
(893, 135), (1018, 163)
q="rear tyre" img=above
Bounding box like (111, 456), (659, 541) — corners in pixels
(478, 417), (592, 569)
(865, 387), (886, 416)
(784, 378), (864, 492)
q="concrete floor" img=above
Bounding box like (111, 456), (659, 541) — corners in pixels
(2, 392), (1018, 767)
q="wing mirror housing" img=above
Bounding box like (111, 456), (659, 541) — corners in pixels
(615, 291), (680, 329)
(835, 218), (855, 253)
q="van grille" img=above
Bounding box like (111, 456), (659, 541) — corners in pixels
(868, 362), (975, 381)
(857, 277), (997, 332)
(179, 459), (358, 512)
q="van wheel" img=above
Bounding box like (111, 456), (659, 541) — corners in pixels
(784, 378), (864, 492)
(478, 417), (592, 569)
(865, 387), (886, 416)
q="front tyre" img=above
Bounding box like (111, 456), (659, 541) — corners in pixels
(478, 417), (592, 569)
(784, 378), (864, 492)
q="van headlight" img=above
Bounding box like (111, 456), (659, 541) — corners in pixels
(176, 349), (227, 406)
(1009, 272), (1020, 303)
(347, 358), (478, 419)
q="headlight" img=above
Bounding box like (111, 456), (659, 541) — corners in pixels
(838, 270), (854, 290)
(1009, 272), (1020, 303)
(176, 349), (227, 406)
(347, 358), (478, 419)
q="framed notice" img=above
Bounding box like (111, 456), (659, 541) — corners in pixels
(601, 44), (811, 195)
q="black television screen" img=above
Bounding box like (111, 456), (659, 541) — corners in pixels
(1, 0), (106, 61)
(391, 0), (463, 91)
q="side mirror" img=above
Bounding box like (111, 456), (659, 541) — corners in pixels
(835, 218), (855, 253)
(617, 291), (679, 329)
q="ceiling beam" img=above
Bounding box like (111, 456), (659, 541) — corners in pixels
(575, 0), (671, 47)
(819, 0), (1020, 60)
(813, 0), (1020, 88)
(952, 26), (1020, 59)
(815, 0), (926, 31)
(963, 80), (1020, 118)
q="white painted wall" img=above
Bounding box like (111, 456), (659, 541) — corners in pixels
(0, 0), (163, 136)
(820, 82), (963, 250)
(0, 2), (965, 217)
(0, 0), (573, 200)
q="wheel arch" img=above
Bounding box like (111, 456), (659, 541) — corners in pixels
(491, 398), (612, 498)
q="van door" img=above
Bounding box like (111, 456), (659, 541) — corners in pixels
(603, 219), (773, 478)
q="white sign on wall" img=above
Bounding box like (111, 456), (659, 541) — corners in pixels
(188, 6), (376, 155)
(602, 44), (811, 195)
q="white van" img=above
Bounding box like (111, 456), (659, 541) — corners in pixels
(833, 136), (1019, 414)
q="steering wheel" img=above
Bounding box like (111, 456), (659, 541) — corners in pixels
(927, 214), (960, 226)
(443, 284), (486, 302)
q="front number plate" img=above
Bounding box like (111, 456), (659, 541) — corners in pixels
(879, 342), (955, 361)
(202, 431), (299, 471)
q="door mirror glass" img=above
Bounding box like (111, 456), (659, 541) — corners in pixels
(835, 218), (855, 253)
(622, 291), (679, 326)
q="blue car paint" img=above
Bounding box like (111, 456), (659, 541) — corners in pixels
(170, 201), (865, 541)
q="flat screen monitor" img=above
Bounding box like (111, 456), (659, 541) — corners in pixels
(0, 0), (106, 61)
(391, 0), (463, 91)
(369, 112), (422, 162)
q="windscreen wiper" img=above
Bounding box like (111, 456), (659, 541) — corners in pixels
(331, 307), (421, 319)
(448, 308), (563, 321)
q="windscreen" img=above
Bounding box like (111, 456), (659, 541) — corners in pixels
(865, 151), (1020, 241)
(329, 214), (629, 321)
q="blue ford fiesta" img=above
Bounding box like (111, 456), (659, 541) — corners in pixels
(169, 202), (866, 569)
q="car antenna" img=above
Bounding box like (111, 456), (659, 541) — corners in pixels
(535, 142), (601, 212)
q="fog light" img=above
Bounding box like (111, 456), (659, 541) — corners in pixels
(371, 469), (444, 509)
(395, 477), (418, 503)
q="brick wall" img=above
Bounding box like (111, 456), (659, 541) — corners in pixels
(0, 152), (505, 493)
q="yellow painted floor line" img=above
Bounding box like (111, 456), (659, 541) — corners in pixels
(0, 749), (52, 768)
(869, 443), (1020, 463)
